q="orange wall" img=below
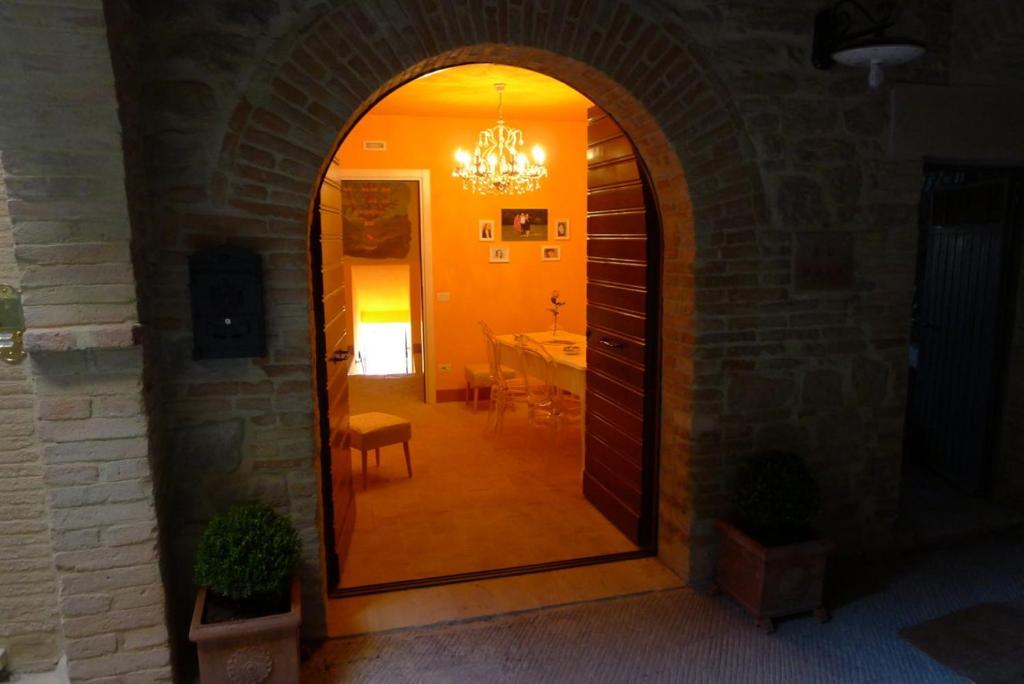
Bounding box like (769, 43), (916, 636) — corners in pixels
(338, 112), (588, 393)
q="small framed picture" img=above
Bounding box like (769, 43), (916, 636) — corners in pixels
(541, 245), (560, 261)
(489, 246), (510, 263)
(478, 219), (495, 242)
(554, 219), (570, 240)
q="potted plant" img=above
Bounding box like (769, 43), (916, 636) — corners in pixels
(713, 452), (832, 633)
(188, 503), (302, 683)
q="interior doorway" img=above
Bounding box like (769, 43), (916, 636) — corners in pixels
(900, 165), (1024, 544)
(310, 64), (662, 597)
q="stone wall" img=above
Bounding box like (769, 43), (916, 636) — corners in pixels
(951, 0), (1024, 86)
(667, 0), (953, 575)
(0, 1), (172, 680)
(0, 159), (62, 674)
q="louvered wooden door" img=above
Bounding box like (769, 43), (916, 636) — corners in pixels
(584, 106), (658, 545)
(314, 175), (356, 583)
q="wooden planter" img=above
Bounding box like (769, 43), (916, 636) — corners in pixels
(713, 519), (833, 633)
(189, 576), (301, 683)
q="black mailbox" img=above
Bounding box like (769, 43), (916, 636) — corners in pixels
(189, 246), (266, 359)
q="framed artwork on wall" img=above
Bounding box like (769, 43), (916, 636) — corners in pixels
(554, 219), (570, 240)
(478, 219), (495, 241)
(489, 246), (510, 263)
(541, 245), (561, 261)
(500, 208), (548, 241)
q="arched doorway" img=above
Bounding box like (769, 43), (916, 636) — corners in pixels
(210, 14), (766, 627)
(308, 64), (666, 595)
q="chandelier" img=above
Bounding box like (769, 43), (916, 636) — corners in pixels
(452, 83), (547, 196)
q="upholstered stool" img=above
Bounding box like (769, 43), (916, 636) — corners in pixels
(463, 364), (517, 412)
(347, 412), (412, 490)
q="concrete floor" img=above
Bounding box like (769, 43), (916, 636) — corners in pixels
(304, 532), (1024, 683)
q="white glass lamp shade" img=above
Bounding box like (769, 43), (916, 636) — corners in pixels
(832, 42), (926, 89)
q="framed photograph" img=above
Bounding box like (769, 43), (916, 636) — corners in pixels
(478, 219), (495, 242)
(489, 246), (510, 263)
(541, 245), (561, 261)
(554, 219), (570, 240)
(500, 208), (548, 241)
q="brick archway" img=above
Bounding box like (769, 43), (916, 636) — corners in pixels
(205, 3), (767, 624)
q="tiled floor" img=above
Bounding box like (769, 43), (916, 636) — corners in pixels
(308, 533), (1024, 682)
(336, 375), (638, 589)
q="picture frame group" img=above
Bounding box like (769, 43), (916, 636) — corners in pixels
(479, 214), (569, 263)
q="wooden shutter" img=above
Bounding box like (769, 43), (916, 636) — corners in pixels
(584, 106), (657, 545)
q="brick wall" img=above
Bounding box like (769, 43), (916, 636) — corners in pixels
(0, 1), (172, 680)
(0, 159), (62, 674)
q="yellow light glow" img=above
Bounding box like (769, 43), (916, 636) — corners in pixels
(531, 144), (546, 164)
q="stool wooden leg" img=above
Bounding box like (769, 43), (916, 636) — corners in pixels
(375, 448), (380, 467)
(403, 441), (412, 478)
(473, 386), (479, 412)
(361, 449), (368, 490)
(465, 382), (471, 406)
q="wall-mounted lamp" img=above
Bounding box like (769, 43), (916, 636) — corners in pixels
(0, 284), (26, 364)
(812, 1), (925, 89)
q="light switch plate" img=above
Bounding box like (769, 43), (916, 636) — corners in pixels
(437, 292), (451, 302)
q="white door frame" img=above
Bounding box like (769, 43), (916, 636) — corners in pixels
(340, 169), (435, 404)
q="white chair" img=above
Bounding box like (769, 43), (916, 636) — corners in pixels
(514, 336), (563, 429)
(464, 321), (517, 412)
(480, 323), (527, 432)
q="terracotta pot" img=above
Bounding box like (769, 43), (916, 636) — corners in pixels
(189, 576), (301, 683)
(713, 519), (833, 633)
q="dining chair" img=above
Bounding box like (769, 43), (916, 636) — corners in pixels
(465, 322), (517, 412)
(479, 321), (527, 432)
(514, 337), (563, 430)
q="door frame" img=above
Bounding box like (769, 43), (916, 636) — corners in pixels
(311, 105), (663, 600)
(340, 168), (435, 403)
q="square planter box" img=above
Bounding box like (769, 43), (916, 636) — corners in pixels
(714, 519), (833, 633)
(189, 576), (301, 683)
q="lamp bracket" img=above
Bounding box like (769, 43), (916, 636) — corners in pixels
(813, 0), (898, 69)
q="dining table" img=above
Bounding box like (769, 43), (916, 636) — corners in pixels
(493, 330), (587, 464)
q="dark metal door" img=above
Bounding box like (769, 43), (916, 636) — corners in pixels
(906, 169), (1022, 494)
(584, 106), (660, 545)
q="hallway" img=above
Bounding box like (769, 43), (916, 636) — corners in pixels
(305, 533), (1024, 683)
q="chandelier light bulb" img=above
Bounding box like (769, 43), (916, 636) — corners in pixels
(531, 145), (545, 165)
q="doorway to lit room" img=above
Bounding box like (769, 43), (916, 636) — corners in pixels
(310, 64), (662, 598)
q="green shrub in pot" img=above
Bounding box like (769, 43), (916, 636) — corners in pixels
(731, 451), (820, 546)
(194, 503), (301, 618)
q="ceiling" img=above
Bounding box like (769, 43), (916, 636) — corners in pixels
(369, 64), (593, 121)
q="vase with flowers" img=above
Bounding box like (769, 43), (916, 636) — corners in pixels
(548, 290), (566, 335)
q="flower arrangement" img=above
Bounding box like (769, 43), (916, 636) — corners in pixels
(548, 290), (566, 334)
